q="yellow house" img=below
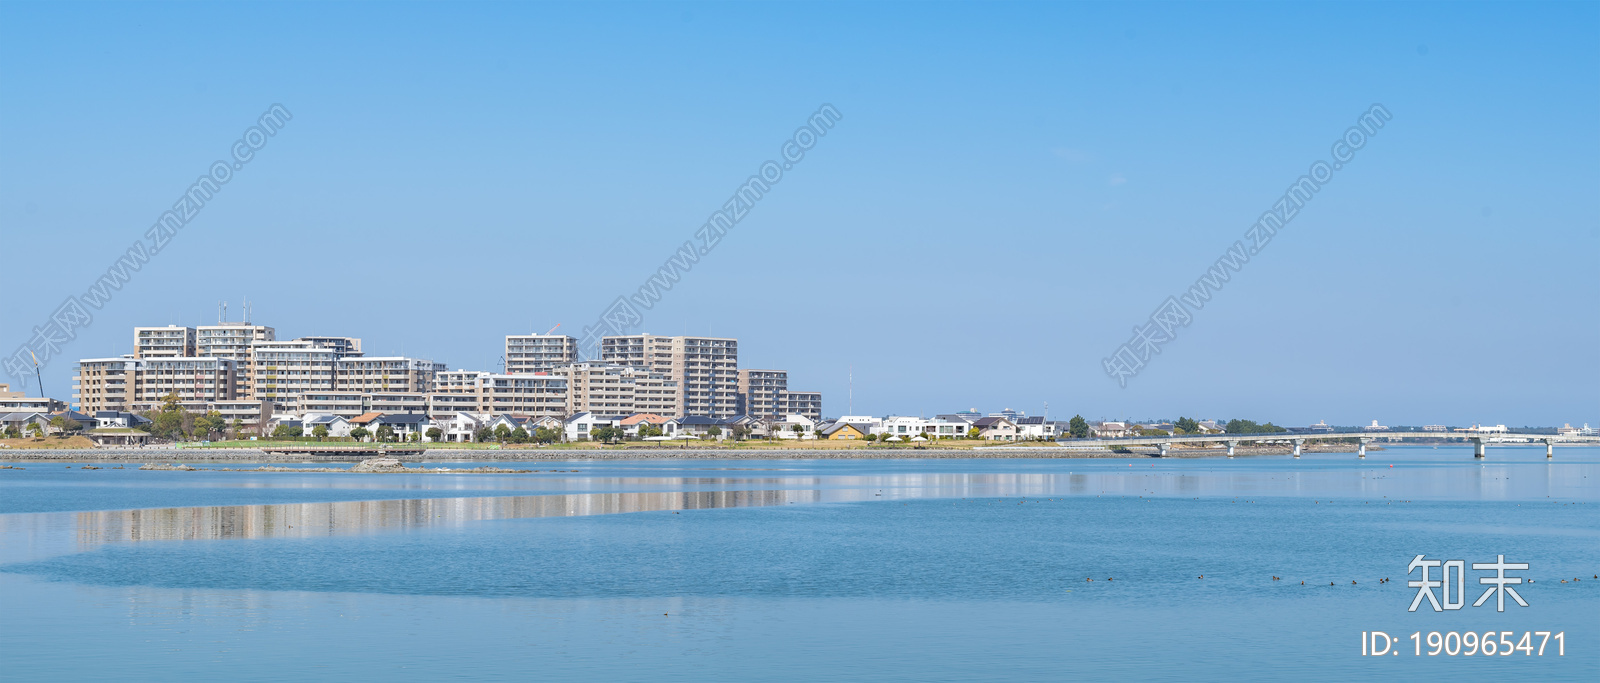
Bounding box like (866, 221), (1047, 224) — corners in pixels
(823, 422), (867, 440)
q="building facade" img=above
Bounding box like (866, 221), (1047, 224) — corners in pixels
(196, 323), (275, 399)
(736, 369), (786, 417)
(505, 334), (578, 374)
(554, 362), (678, 417)
(602, 334), (738, 418)
(134, 325), (196, 358)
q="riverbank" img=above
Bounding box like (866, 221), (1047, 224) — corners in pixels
(0, 443), (1375, 462)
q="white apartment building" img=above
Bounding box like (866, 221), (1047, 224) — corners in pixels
(196, 323), (275, 399)
(132, 357), (236, 406)
(426, 371), (568, 419)
(297, 336), (362, 356)
(134, 325), (195, 358)
(602, 334), (738, 418)
(251, 340), (341, 412)
(297, 391), (367, 418)
(335, 357), (442, 394)
(554, 362), (679, 416)
(0, 383), (66, 414)
(505, 334), (578, 374)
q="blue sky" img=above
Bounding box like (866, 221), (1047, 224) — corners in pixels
(1, 1), (1595, 427)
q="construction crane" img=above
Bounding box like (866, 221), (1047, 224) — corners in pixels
(544, 323), (561, 335)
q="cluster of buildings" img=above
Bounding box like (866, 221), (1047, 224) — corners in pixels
(68, 321), (824, 439)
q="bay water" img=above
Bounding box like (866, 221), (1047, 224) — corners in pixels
(1, 445), (1595, 681)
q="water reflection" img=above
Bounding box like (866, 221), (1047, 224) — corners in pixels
(73, 489), (815, 545)
(2, 459), (1596, 566)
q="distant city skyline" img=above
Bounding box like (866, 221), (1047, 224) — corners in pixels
(2, 2), (1595, 426)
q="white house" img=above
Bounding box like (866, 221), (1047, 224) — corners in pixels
(832, 415), (883, 434)
(565, 412), (621, 441)
(880, 416), (936, 437)
(768, 414), (817, 439)
(1014, 416), (1058, 440)
(302, 414), (352, 438)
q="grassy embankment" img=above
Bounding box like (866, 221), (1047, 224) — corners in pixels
(0, 435), (98, 450)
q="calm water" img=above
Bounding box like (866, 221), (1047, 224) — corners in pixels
(1, 446), (1596, 681)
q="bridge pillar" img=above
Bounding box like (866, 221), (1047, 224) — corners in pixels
(1357, 438), (1369, 459)
(1158, 443), (1170, 457)
(1471, 437), (1485, 459)
(1225, 440), (1237, 458)
(1544, 439), (1554, 459)
(1292, 439), (1304, 458)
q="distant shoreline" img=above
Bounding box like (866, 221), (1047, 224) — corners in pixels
(0, 443), (1380, 462)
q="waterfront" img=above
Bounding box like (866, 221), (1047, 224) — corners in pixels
(2, 445), (1596, 681)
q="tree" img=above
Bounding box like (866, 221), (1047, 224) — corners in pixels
(510, 427), (529, 444)
(407, 431), (421, 443)
(1068, 415), (1089, 439)
(967, 427), (981, 439)
(26, 422), (43, 438)
(272, 424), (303, 438)
(312, 424), (329, 441)
(731, 425), (749, 441)
(473, 426), (493, 443)
(230, 418), (245, 439)
(425, 427), (443, 442)
(791, 424), (804, 437)
(375, 425), (396, 443)
(4, 425), (19, 438)
(1175, 417), (1200, 434)
(707, 426), (722, 438)
(534, 426), (559, 444)
(49, 415), (82, 436)
(494, 424), (512, 442)
(350, 426), (371, 441)
(192, 411), (225, 440)
(1224, 419), (1286, 434)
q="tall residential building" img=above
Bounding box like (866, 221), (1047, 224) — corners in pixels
(132, 357), (237, 406)
(133, 325), (196, 358)
(196, 323), (275, 399)
(73, 357), (141, 413)
(736, 369), (787, 417)
(505, 334), (578, 374)
(553, 362), (679, 416)
(250, 340), (341, 412)
(601, 334), (738, 417)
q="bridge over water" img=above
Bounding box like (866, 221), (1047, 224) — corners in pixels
(1068, 431), (1600, 459)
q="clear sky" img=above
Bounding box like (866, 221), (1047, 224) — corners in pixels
(1, 1), (1595, 427)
